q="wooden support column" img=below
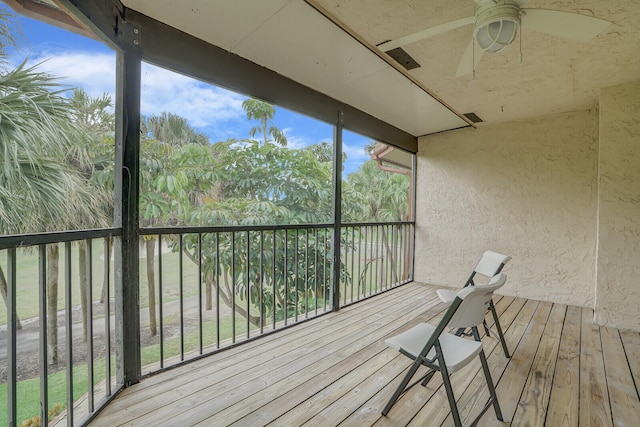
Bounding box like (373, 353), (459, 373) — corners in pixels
(114, 48), (141, 386)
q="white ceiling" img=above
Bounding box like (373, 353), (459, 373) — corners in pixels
(122, 0), (640, 136)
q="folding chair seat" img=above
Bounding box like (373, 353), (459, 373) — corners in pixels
(382, 274), (507, 426)
(436, 250), (511, 358)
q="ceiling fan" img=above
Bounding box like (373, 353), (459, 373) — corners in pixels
(377, 0), (612, 77)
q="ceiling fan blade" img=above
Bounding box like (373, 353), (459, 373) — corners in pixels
(521, 9), (611, 40)
(378, 16), (474, 51)
(455, 39), (484, 77)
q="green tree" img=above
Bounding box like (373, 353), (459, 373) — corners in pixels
(0, 9), (107, 362)
(179, 99), (336, 326)
(69, 88), (114, 340)
(139, 113), (210, 335)
(343, 156), (411, 285)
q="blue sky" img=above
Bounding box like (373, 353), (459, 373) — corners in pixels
(4, 4), (373, 176)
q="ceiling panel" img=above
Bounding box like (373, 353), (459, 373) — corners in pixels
(122, 0), (468, 136)
(122, 0), (291, 52)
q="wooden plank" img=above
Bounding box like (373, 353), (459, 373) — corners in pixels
(92, 283), (433, 425)
(475, 301), (553, 427)
(135, 288), (445, 426)
(601, 326), (640, 425)
(619, 329), (640, 402)
(545, 305), (581, 427)
(87, 286), (640, 427)
(432, 298), (535, 427)
(512, 303), (566, 425)
(307, 302), (454, 427)
(307, 304), (451, 426)
(579, 308), (613, 427)
(366, 296), (520, 427)
(261, 350), (405, 426)
(205, 302), (448, 426)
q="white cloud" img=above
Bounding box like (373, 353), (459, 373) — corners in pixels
(26, 50), (116, 97)
(342, 141), (371, 162)
(21, 50), (248, 137)
(282, 127), (314, 149)
(140, 63), (245, 128)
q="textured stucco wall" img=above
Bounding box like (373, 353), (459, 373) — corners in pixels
(415, 109), (599, 307)
(595, 81), (640, 331)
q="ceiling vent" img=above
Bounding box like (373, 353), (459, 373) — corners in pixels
(385, 47), (421, 70)
(463, 112), (484, 123)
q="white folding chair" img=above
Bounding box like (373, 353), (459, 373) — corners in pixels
(382, 274), (507, 426)
(436, 250), (512, 358)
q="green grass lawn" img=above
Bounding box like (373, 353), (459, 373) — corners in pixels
(0, 239), (202, 326)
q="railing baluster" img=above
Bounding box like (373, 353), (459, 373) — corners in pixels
(272, 230), (276, 330)
(314, 228), (318, 315)
(87, 239), (94, 413)
(38, 245), (48, 426)
(246, 230), (250, 339)
(350, 226), (355, 303)
(65, 241), (73, 426)
(371, 225), (380, 295)
(104, 238), (111, 395)
(198, 233), (203, 354)
(323, 228), (328, 312)
(304, 229), (309, 319)
(216, 232), (220, 348)
(7, 247), (17, 427)
(284, 230), (288, 325)
(158, 234), (164, 368)
(363, 226), (368, 298)
(295, 229), (299, 322)
(231, 232), (236, 343)
(179, 234), (184, 361)
(259, 230), (264, 333)
(342, 228), (347, 306)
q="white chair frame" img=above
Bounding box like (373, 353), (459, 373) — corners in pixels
(382, 274), (506, 426)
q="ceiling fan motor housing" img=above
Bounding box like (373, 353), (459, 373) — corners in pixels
(474, 1), (521, 53)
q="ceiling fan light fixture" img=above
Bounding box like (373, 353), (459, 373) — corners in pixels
(474, 2), (520, 53)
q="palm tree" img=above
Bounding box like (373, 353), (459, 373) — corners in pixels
(0, 10), (108, 362)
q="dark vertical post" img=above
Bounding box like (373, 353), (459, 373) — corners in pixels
(216, 233), (221, 347)
(198, 233), (203, 353)
(7, 248), (17, 427)
(114, 49), (141, 386)
(259, 230), (264, 332)
(331, 111), (344, 312)
(104, 238), (111, 395)
(284, 231), (289, 324)
(231, 232), (236, 343)
(86, 239), (94, 412)
(65, 241), (74, 426)
(179, 235), (184, 360)
(38, 245), (48, 425)
(245, 231), (250, 337)
(158, 234), (164, 367)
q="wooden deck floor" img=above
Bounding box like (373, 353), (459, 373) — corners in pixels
(89, 282), (640, 426)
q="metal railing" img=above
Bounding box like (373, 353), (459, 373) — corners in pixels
(0, 229), (121, 427)
(137, 221), (413, 374)
(340, 222), (414, 306)
(1, 221), (413, 425)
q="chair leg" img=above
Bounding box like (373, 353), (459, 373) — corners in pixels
(420, 369), (436, 386)
(437, 350), (462, 427)
(382, 358), (423, 416)
(482, 319), (491, 337)
(489, 299), (510, 358)
(479, 349), (504, 422)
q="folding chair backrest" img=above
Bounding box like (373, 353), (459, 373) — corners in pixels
(474, 251), (512, 278)
(448, 274), (507, 329)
